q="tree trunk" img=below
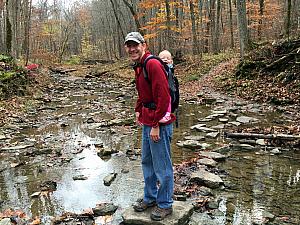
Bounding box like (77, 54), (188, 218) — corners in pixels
(209, 0), (216, 53)
(228, 0), (234, 48)
(285, 0), (292, 40)
(214, 0), (221, 53)
(236, 0), (250, 58)
(165, 0), (171, 50)
(121, 0), (142, 34)
(189, 0), (200, 55)
(23, 0), (32, 65)
(5, 0), (11, 55)
(258, 0), (264, 40)
(198, 0), (204, 53)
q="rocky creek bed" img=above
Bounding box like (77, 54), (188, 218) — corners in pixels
(0, 70), (300, 225)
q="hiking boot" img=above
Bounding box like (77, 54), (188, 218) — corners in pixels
(150, 206), (173, 221)
(133, 200), (156, 212)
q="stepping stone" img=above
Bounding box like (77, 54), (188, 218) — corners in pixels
(190, 169), (223, 189)
(198, 158), (217, 167)
(236, 116), (259, 124)
(184, 135), (205, 141)
(122, 201), (194, 225)
(198, 151), (226, 161)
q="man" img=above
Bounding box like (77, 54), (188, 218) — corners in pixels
(124, 31), (176, 221)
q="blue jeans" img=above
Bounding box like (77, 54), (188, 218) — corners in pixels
(141, 123), (174, 209)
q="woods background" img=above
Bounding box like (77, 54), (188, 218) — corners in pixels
(0, 0), (299, 65)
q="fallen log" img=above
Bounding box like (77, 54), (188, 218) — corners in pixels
(262, 47), (300, 71)
(225, 132), (300, 141)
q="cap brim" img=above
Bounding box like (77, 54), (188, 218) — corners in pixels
(124, 38), (141, 44)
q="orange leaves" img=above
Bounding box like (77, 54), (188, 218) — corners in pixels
(0, 209), (27, 220)
(30, 217), (41, 225)
(0, 209), (41, 224)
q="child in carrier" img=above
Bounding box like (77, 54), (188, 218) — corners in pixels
(158, 50), (174, 123)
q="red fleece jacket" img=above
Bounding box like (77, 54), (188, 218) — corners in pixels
(134, 51), (176, 127)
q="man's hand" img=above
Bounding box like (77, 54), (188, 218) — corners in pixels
(150, 126), (160, 142)
(135, 112), (142, 126)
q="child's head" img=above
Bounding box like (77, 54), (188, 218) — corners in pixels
(159, 50), (173, 65)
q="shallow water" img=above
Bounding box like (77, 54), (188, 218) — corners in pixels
(0, 74), (299, 224)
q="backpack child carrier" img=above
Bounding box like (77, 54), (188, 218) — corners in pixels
(142, 55), (180, 114)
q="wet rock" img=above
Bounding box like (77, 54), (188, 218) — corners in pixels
(211, 124), (225, 129)
(52, 212), (95, 225)
(256, 139), (266, 145)
(126, 148), (141, 156)
(92, 203), (118, 216)
(198, 186), (213, 196)
(197, 158), (217, 167)
(198, 118), (213, 122)
(233, 144), (256, 151)
(86, 117), (95, 123)
(1, 144), (34, 151)
(0, 134), (7, 140)
(174, 194), (187, 201)
(219, 118), (228, 123)
(209, 209), (224, 217)
(121, 168), (129, 173)
(40, 180), (57, 191)
(202, 98), (217, 104)
(236, 116), (259, 124)
(207, 200), (219, 209)
(188, 212), (218, 225)
(206, 132), (219, 138)
(198, 151), (226, 161)
(194, 127), (217, 133)
(239, 139), (256, 145)
(228, 121), (241, 126)
(177, 140), (203, 149)
(108, 118), (134, 126)
(73, 175), (88, 180)
(0, 218), (11, 225)
(93, 142), (104, 148)
(97, 147), (118, 158)
(190, 124), (206, 130)
(200, 143), (211, 149)
(60, 123), (69, 127)
(103, 173), (117, 186)
(262, 210), (275, 220)
(31, 192), (41, 198)
(270, 148), (281, 154)
(184, 135), (205, 141)
(122, 201), (193, 225)
(190, 169), (223, 189)
(211, 110), (227, 115)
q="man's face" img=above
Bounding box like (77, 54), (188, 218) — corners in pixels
(124, 41), (146, 62)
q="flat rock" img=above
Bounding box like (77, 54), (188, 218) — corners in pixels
(197, 158), (217, 167)
(194, 127), (217, 133)
(190, 124), (206, 130)
(236, 116), (259, 124)
(198, 151), (226, 161)
(206, 132), (219, 138)
(122, 201), (194, 225)
(0, 135), (7, 140)
(190, 169), (223, 189)
(184, 136), (205, 141)
(1, 144), (34, 151)
(177, 140), (203, 149)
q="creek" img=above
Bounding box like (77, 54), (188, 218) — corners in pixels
(0, 73), (299, 225)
